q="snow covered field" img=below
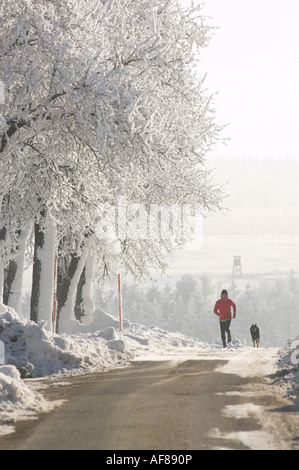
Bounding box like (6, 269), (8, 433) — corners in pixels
(0, 306), (298, 439)
(167, 206), (299, 279)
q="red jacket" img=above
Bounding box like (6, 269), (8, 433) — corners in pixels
(214, 298), (236, 321)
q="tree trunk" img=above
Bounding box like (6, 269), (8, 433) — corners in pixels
(30, 222), (43, 324)
(57, 251), (80, 323)
(30, 216), (56, 329)
(0, 261), (5, 314)
(0, 195), (7, 313)
(3, 259), (17, 305)
(74, 254), (95, 325)
(74, 265), (86, 323)
(57, 249), (88, 333)
(4, 226), (31, 315)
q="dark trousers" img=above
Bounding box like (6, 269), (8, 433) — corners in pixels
(220, 319), (231, 346)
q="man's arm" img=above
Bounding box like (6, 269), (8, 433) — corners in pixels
(231, 300), (236, 319)
(214, 300), (220, 316)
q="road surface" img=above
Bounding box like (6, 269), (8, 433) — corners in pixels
(1, 348), (299, 450)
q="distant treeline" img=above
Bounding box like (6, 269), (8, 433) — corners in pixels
(94, 272), (299, 347)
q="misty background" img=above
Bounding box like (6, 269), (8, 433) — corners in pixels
(87, 157), (299, 348)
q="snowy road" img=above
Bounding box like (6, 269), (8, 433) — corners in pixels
(1, 347), (299, 451)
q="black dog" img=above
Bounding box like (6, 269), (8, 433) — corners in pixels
(250, 324), (260, 348)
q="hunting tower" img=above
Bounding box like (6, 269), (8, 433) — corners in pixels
(232, 256), (243, 278)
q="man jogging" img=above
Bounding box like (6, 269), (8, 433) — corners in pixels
(214, 289), (236, 348)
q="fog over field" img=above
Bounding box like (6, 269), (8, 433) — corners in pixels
(169, 157), (299, 279)
(93, 157), (299, 348)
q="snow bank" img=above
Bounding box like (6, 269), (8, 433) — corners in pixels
(0, 306), (207, 378)
(0, 308), (128, 378)
(0, 365), (59, 430)
(0, 306), (208, 431)
(277, 336), (299, 397)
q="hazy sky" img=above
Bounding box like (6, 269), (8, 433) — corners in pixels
(196, 0), (299, 159)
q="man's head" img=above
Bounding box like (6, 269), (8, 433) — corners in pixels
(221, 289), (228, 299)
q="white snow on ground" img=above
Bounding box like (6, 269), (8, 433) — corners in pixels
(215, 347), (279, 377)
(0, 306), (209, 434)
(276, 336), (299, 397)
(208, 346), (299, 450)
(0, 306), (298, 442)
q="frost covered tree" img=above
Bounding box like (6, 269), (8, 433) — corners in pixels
(0, 0), (223, 332)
